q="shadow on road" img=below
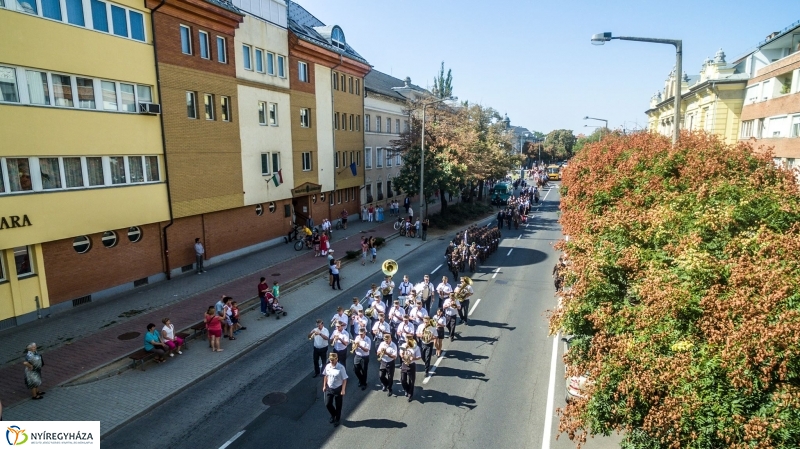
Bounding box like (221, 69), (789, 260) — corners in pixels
(453, 335), (498, 345)
(443, 349), (488, 362)
(467, 319), (516, 332)
(418, 389), (477, 409)
(433, 366), (489, 382)
(342, 418), (407, 429)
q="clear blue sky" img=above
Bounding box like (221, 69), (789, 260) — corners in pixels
(294, 0), (798, 137)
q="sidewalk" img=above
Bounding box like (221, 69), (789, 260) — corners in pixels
(0, 215), (404, 411)
(1, 218), (446, 435)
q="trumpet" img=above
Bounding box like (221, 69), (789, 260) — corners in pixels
(377, 346), (387, 359)
(350, 337), (360, 354)
(330, 316), (338, 328)
(308, 329), (319, 340)
(330, 334), (339, 347)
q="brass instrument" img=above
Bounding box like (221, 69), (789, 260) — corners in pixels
(308, 329), (319, 341)
(421, 320), (435, 344)
(377, 345), (387, 359)
(454, 277), (473, 302)
(344, 309), (353, 317)
(401, 341), (416, 365)
(365, 307), (375, 319)
(350, 337), (360, 354)
(382, 259), (398, 276)
(381, 285), (392, 296)
(330, 333), (339, 347)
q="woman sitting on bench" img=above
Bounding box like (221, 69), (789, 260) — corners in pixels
(144, 323), (168, 363)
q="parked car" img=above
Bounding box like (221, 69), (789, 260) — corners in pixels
(491, 182), (513, 205)
(562, 335), (592, 402)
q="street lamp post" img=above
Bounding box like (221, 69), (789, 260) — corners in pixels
(419, 96), (456, 218)
(583, 116), (608, 130)
(591, 32), (682, 145)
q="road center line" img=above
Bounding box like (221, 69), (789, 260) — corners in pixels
(422, 350), (447, 384)
(431, 264), (442, 274)
(219, 430), (245, 449)
(541, 332), (560, 449)
(542, 186), (553, 202)
(507, 248), (513, 256)
(492, 267), (500, 279)
(517, 234), (522, 240)
(468, 298), (481, 316)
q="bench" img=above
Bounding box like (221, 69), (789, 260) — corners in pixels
(176, 332), (190, 350)
(190, 321), (206, 340)
(129, 348), (157, 371)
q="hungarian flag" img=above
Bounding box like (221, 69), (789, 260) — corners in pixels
(350, 162), (357, 176)
(271, 169), (283, 187)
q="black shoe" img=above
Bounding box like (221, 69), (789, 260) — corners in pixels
(329, 416), (335, 423)
(381, 386), (387, 392)
(387, 390), (393, 397)
(334, 419), (340, 427)
(361, 385), (366, 391)
(313, 373), (319, 378)
(408, 396), (413, 402)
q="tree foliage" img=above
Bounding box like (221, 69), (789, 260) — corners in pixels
(573, 128), (607, 153)
(433, 61), (453, 99)
(544, 129), (577, 162)
(551, 131), (800, 448)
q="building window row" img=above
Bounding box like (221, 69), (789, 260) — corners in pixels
(331, 71), (360, 95)
(2, 0), (146, 42)
(740, 115), (800, 139)
(187, 92), (231, 121)
(0, 155), (161, 195)
(335, 151), (358, 169)
(72, 227), (141, 254)
(180, 25), (227, 64)
(364, 147), (400, 170)
(242, 44), (285, 78)
(0, 64), (153, 113)
(260, 152), (282, 176)
(333, 112), (360, 131)
(258, 101), (278, 126)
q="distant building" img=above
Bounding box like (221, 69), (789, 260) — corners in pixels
(738, 21), (800, 170)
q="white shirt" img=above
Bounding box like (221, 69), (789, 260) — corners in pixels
(436, 315), (446, 327)
(372, 320), (390, 339)
(324, 362), (348, 389)
(410, 306), (429, 325)
(396, 322), (415, 342)
(311, 326), (330, 348)
(399, 343), (421, 365)
(371, 300), (386, 315)
(332, 312), (349, 327)
(398, 281), (412, 296)
(377, 341), (398, 363)
(194, 242), (204, 255)
(416, 322), (433, 339)
(388, 306), (405, 324)
(380, 280), (395, 294)
(353, 335), (372, 357)
(353, 316), (368, 335)
(417, 281), (433, 299)
(443, 298), (460, 316)
(331, 329), (350, 351)
(349, 303), (363, 315)
(437, 282), (453, 298)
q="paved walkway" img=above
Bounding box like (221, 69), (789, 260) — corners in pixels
(0, 215), (408, 410)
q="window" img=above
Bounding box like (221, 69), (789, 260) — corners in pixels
(111, 5), (127, 37)
(101, 80), (116, 110)
(332, 72), (339, 90)
(87, 157), (104, 186)
(128, 227), (142, 243)
(769, 116), (787, 137)
(377, 181), (383, 201)
(376, 148), (383, 168)
(204, 94), (214, 120)
(220, 96), (230, 121)
(299, 62), (309, 82)
(217, 37), (227, 63)
(243, 45), (252, 70)
(341, 74), (345, 91)
(25, 71), (49, 105)
(277, 55), (285, 78)
(258, 101), (266, 125)
(40, 0), (60, 19)
(0, 67), (19, 102)
(741, 120), (754, 138)
(186, 91), (196, 118)
(334, 112), (339, 130)
(76, 77), (95, 109)
(331, 26), (346, 49)
(349, 114), (354, 131)
(376, 116), (381, 133)
(39, 158), (62, 189)
(266, 52), (275, 75)
(91, 0), (108, 32)
(66, 0), (85, 26)
(330, 191), (334, 206)
(129, 156), (144, 183)
(109, 156), (126, 184)
(64, 157), (83, 188)
(386, 149), (392, 167)
(337, 190), (341, 204)
(272, 153), (280, 173)
(129, 11), (144, 41)
(348, 76), (353, 93)
(14, 247), (33, 277)
(364, 114), (370, 132)
(145, 156), (159, 181)
(261, 153), (270, 175)
(335, 152), (339, 168)
(404, 120), (409, 133)
(138, 84), (153, 103)
(357, 151), (360, 166)
(355, 79), (360, 95)
(387, 180), (393, 198)
(365, 148), (372, 169)
(302, 152), (312, 171)
(255, 48), (264, 73)
(703, 107), (712, 132)
(396, 119), (400, 134)
(199, 31), (210, 59)
(268, 103), (277, 125)
(180, 25), (192, 54)
(300, 108), (310, 127)
(387, 118), (391, 133)
(6, 158), (32, 192)
(52, 74), (73, 107)
(102, 231), (117, 248)
(792, 116), (800, 138)
(120, 83), (135, 112)
(366, 184), (372, 203)
(356, 115), (360, 131)
(73, 236), (91, 254)
(396, 152), (401, 166)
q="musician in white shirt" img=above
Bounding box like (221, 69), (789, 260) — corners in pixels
(309, 319), (330, 377)
(418, 275), (434, 311)
(434, 309), (446, 357)
(455, 277), (474, 325)
(396, 315), (416, 345)
(330, 321), (351, 369)
(322, 352), (347, 426)
(397, 275), (413, 308)
(353, 310), (368, 337)
(436, 276), (453, 312)
(443, 297), (461, 342)
(399, 336), (422, 402)
(376, 334), (398, 395)
(380, 275), (395, 303)
(416, 318), (435, 374)
(387, 300), (404, 343)
(331, 307), (349, 329)
(372, 313), (390, 347)
(349, 297), (363, 336)
(409, 302), (428, 327)
(352, 328), (372, 390)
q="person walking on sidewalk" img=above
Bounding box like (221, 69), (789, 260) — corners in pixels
(309, 319), (330, 377)
(421, 218), (429, 241)
(194, 238), (206, 274)
(404, 196), (410, 214)
(23, 343), (45, 400)
(331, 259), (342, 290)
(340, 208), (349, 230)
(322, 352), (347, 427)
(320, 232), (330, 257)
(258, 277), (269, 315)
(205, 306), (224, 352)
(361, 205), (367, 222)
(360, 237), (369, 266)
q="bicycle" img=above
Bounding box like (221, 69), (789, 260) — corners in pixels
(393, 216), (404, 231)
(334, 219), (343, 230)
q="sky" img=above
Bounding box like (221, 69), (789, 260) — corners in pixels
(293, 0), (798, 136)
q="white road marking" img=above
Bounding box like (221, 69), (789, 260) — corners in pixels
(468, 298), (481, 316)
(541, 332), (560, 449)
(507, 248), (513, 256)
(219, 430), (245, 449)
(517, 234), (522, 240)
(431, 264), (442, 274)
(542, 186), (553, 202)
(492, 267), (501, 279)
(422, 350), (447, 384)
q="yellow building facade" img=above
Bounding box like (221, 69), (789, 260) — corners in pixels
(0, 0), (169, 326)
(646, 49), (750, 144)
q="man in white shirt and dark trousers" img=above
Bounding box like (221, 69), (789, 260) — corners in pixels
(330, 322), (351, 370)
(380, 275), (395, 303)
(322, 352), (347, 426)
(352, 328), (372, 390)
(194, 238), (206, 274)
(309, 319), (330, 378)
(443, 297), (461, 341)
(436, 276), (453, 312)
(455, 277), (474, 325)
(376, 334), (397, 396)
(418, 275), (434, 312)
(397, 275), (412, 308)
(387, 300), (404, 344)
(399, 336), (422, 402)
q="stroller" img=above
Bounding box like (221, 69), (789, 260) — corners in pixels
(265, 293), (287, 319)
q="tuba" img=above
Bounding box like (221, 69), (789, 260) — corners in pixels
(455, 277), (473, 302)
(421, 319), (436, 344)
(364, 307), (375, 319)
(382, 259), (398, 276)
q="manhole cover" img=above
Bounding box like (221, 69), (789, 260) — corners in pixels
(262, 392), (287, 406)
(495, 280), (508, 284)
(117, 331), (141, 341)
(272, 273), (281, 276)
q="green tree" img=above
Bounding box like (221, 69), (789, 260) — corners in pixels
(573, 128), (606, 153)
(543, 129), (576, 162)
(432, 61), (453, 99)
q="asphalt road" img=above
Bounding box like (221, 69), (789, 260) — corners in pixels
(104, 184), (622, 449)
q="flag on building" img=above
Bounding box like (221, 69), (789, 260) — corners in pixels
(271, 169), (283, 187)
(350, 162), (357, 176)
